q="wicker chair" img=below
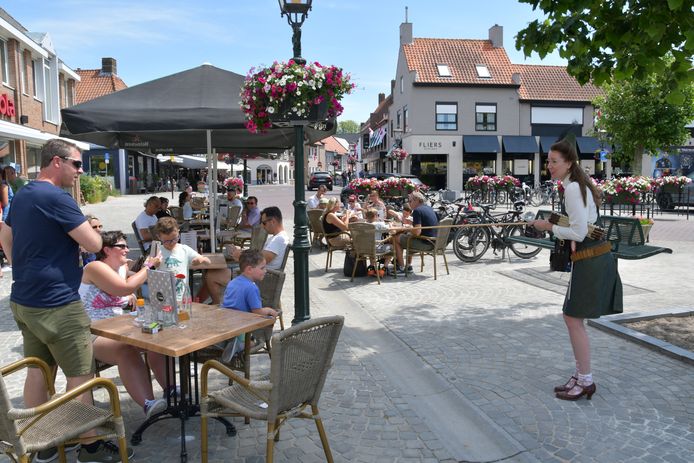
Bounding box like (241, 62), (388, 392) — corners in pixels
(307, 209), (326, 249)
(405, 217), (453, 280)
(349, 222), (395, 284)
(169, 206), (184, 222)
(200, 316), (344, 463)
(248, 223), (269, 251)
(258, 268), (286, 332)
(131, 221), (147, 256)
(0, 357), (129, 463)
(218, 205), (244, 245)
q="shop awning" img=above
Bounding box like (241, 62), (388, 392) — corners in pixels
(576, 137), (601, 155)
(156, 154), (207, 169)
(539, 136), (561, 153)
(463, 135), (499, 153)
(502, 136), (538, 154)
(0, 119), (90, 151)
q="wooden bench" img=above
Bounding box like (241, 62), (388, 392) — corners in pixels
(505, 210), (673, 260)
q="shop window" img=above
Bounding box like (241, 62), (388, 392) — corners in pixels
(0, 40), (9, 85)
(435, 102), (457, 130)
(475, 104), (497, 131)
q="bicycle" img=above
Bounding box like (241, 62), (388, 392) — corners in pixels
(530, 180), (558, 206)
(451, 201), (541, 262)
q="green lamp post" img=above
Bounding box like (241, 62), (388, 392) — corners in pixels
(278, 0), (313, 324)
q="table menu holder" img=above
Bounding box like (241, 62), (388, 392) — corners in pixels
(147, 269), (179, 327)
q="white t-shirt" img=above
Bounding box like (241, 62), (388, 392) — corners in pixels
(160, 243), (201, 299)
(263, 230), (290, 270)
(135, 211), (158, 250)
(307, 194), (322, 209)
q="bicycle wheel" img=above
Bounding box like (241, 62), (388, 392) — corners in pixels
(530, 189), (543, 206)
(452, 226), (490, 262)
(470, 190), (483, 205)
(506, 226), (543, 259)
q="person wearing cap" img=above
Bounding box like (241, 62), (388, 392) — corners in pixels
(346, 194), (363, 220)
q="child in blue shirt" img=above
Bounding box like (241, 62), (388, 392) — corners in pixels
(219, 249), (277, 362)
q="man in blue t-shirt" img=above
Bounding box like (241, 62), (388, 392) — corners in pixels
(392, 191), (439, 273)
(0, 139), (122, 461)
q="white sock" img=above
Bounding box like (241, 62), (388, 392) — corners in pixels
(577, 372), (593, 386)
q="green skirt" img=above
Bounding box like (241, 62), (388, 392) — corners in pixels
(563, 239), (623, 319)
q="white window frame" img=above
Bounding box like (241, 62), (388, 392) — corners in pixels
(435, 102), (457, 131)
(19, 50), (27, 94)
(475, 103), (497, 131)
(33, 59), (43, 100)
(436, 64), (451, 77)
(475, 64), (491, 79)
(0, 39), (9, 85)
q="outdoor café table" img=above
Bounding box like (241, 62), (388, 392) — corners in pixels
(90, 303), (274, 462)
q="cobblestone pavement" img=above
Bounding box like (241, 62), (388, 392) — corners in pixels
(0, 190), (691, 462)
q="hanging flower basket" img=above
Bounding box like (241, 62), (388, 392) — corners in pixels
(224, 177), (244, 191)
(386, 147), (409, 161)
(240, 60), (355, 133)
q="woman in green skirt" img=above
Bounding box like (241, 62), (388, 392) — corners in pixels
(531, 139), (622, 401)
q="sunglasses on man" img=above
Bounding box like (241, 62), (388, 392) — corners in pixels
(58, 156), (83, 170)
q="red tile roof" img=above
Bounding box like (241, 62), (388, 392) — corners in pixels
(321, 136), (348, 155)
(514, 64), (603, 102)
(403, 38), (516, 85)
(74, 69), (128, 105)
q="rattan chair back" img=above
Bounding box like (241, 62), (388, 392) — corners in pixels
(267, 316), (344, 419)
(249, 224), (269, 251)
(349, 222), (376, 256)
(307, 209), (325, 247)
(169, 206), (184, 221)
(225, 205), (242, 230)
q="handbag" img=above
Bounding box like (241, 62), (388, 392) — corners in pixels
(343, 251), (367, 277)
(549, 239), (572, 272)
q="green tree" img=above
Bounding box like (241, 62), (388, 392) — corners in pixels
(515, 0), (694, 104)
(337, 119), (359, 133)
(593, 69), (694, 173)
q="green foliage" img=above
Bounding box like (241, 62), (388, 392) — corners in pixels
(593, 64), (694, 166)
(515, 0), (694, 104)
(80, 175), (115, 203)
(337, 119), (359, 133)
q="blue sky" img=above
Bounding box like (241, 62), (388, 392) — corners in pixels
(9, 0), (564, 125)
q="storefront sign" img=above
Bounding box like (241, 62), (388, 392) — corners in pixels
(514, 159), (529, 176)
(417, 140), (443, 151)
(0, 94), (16, 118)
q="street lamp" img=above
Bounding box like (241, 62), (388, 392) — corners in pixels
(278, 0), (313, 325)
(278, 0), (313, 65)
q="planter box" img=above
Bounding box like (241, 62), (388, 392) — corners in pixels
(271, 100), (329, 127)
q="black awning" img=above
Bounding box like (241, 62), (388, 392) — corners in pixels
(539, 136), (561, 153)
(576, 137), (601, 155)
(463, 135), (499, 154)
(502, 136), (538, 154)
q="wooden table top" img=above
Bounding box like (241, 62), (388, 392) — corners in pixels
(190, 253), (227, 270)
(90, 303), (273, 357)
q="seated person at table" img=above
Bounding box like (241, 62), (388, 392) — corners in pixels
(366, 190), (387, 220)
(156, 196), (172, 219)
(346, 194), (363, 219)
(238, 195), (260, 231)
(227, 206), (290, 271)
(223, 187), (243, 209)
(364, 208), (393, 269)
(155, 217), (229, 304)
(80, 214), (103, 266)
(135, 196), (161, 251)
(179, 191), (193, 220)
(80, 231), (172, 418)
(321, 198), (352, 248)
(392, 191), (439, 274)
(307, 184), (327, 209)
(219, 249), (278, 361)
(388, 204), (413, 225)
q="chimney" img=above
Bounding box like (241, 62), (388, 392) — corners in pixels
(101, 57), (117, 75)
(400, 22), (413, 46)
(489, 24), (503, 48)
(512, 73), (521, 85)
(378, 93), (385, 104)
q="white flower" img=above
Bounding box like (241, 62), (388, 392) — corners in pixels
(267, 106), (275, 114)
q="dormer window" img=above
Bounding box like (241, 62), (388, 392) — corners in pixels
(475, 64), (491, 78)
(436, 64), (451, 77)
